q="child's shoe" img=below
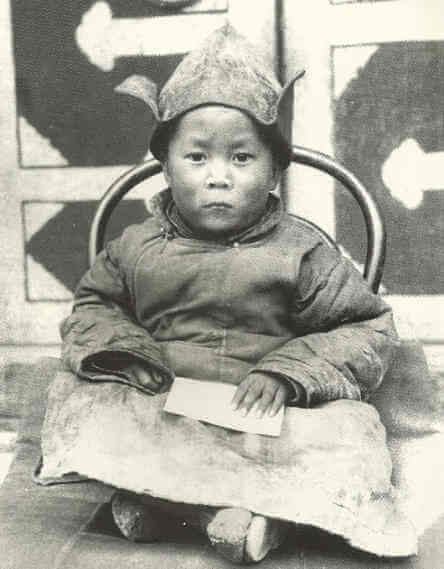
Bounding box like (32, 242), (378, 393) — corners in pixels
(245, 513), (288, 563)
(111, 491), (165, 542)
(203, 507), (288, 563)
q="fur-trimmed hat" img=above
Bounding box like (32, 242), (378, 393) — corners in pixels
(116, 23), (304, 164)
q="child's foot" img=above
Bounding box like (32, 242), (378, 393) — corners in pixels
(245, 513), (288, 563)
(111, 491), (165, 542)
(203, 507), (288, 563)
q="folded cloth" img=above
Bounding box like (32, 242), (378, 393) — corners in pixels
(37, 369), (417, 558)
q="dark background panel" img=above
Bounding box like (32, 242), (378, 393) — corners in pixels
(12, 0), (218, 167)
(334, 42), (444, 295)
(26, 199), (150, 294)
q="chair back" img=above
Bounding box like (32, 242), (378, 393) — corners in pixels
(89, 146), (386, 293)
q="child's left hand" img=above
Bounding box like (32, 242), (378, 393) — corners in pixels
(231, 372), (291, 418)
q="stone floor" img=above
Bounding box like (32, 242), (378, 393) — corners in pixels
(0, 345), (60, 485)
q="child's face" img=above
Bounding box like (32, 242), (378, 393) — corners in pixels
(163, 106), (280, 239)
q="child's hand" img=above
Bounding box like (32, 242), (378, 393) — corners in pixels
(231, 372), (291, 418)
(121, 362), (165, 391)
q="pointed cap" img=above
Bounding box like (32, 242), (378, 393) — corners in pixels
(116, 23), (305, 160)
(158, 22), (304, 124)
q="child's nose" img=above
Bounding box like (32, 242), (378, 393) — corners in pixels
(206, 160), (232, 189)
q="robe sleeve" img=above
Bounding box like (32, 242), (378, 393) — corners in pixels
(60, 236), (173, 394)
(252, 242), (399, 407)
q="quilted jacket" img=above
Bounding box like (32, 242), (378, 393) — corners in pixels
(60, 189), (398, 407)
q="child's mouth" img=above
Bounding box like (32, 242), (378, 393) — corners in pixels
(203, 202), (233, 209)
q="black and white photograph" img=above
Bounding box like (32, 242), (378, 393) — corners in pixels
(1, 1), (443, 567)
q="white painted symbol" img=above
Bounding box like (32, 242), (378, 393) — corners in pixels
(26, 256), (73, 301)
(329, 0), (444, 45)
(382, 138), (444, 209)
(76, 1), (226, 71)
(19, 117), (68, 167)
(333, 45), (378, 100)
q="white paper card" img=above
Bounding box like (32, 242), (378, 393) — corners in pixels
(164, 377), (284, 437)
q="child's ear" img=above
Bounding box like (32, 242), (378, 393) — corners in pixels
(271, 161), (282, 188)
(162, 160), (172, 187)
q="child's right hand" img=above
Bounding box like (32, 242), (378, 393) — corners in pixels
(231, 372), (292, 418)
(120, 362), (165, 391)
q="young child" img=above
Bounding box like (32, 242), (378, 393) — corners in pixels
(38, 24), (417, 563)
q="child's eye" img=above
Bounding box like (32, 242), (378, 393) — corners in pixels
(186, 152), (206, 163)
(233, 153), (253, 164)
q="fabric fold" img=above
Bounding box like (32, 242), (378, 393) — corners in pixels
(37, 369), (418, 558)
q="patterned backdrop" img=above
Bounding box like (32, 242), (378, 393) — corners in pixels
(1, 0), (442, 345)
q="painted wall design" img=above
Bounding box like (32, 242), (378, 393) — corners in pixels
(12, 0), (228, 325)
(334, 42), (444, 294)
(23, 200), (150, 300)
(12, 0), (227, 168)
(1, 0), (277, 345)
(1, 0), (442, 344)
